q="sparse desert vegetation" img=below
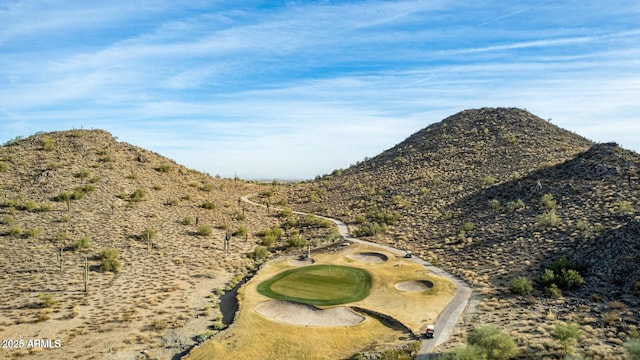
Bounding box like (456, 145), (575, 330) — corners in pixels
(1, 108), (639, 359)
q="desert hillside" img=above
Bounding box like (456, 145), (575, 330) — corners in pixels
(282, 107), (640, 358)
(0, 129), (286, 359)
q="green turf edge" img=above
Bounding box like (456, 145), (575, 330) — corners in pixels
(257, 265), (372, 306)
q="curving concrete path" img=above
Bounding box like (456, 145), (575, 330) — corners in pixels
(241, 194), (473, 358)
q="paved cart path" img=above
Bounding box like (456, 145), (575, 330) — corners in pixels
(241, 194), (473, 358)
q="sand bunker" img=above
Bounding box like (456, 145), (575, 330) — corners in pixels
(395, 280), (434, 292)
(255, 300), (365, 326)
(346, 252), (388, 263)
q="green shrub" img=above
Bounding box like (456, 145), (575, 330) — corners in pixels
(42, 138), (55, 151)
(201, 201), (216, 210)
(157, 163), (172, 173)
(130, 188), (145, 202)
(9, 225), (23, 236)
(624, 339), (640, 360)
(197, 225), (212, 236)
(553, 322), (582, 355)
(233, 225), (248, 237)
(488, 199), (500, 209)
(510, 276), (533, 295)
(541, 193), (557, 209)
(440, 345), (488, 360)
(287, 235), (308, 249)
(99, 248), (121, 272)
(467, 324), (519, 360)
(249, 246), (270, 261)
(75, 236), (92, 250)
(479, 175), (496, 187)
(506, 199), (525, 213)
(353, 222), (387, 237)
(536, 211), (560, 227)
(25, 227), (42, 238)
(38, 293), (56, 308)
(546, 284), (562, 298)
(462, 222), (475, 232)
(181, 217), (193, 225)
(616, 201), (634, 214)
(1, 214), (14, 224)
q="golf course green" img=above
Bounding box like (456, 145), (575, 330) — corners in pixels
(257, 265), (372, 306)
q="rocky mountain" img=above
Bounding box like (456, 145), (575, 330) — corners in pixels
(0, 129), (278, 359)
(283, 107), (640, 358)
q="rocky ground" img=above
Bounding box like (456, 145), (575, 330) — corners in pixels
(281, 108), (640, 358)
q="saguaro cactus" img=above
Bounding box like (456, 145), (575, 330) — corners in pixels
(57, 248), (64, 273)
(83, 257), (89, 293)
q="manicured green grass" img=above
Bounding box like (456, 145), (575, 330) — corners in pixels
(257, 265), (372, 306)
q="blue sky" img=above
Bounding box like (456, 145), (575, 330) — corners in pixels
(1, 1), (639, 180)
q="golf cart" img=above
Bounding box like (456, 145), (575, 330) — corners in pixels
(425, 325), (435, 339)
(404, 251), (413, 258)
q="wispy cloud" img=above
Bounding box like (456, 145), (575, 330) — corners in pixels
(1, 0), (639, 179)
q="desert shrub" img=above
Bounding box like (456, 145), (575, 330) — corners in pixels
(38, 203), (52, 212)
(367, 208), (401, 225)
(536, 210), (560, 227)
(541, 193), (557, 209)
(467, 324), (519, 360)
(379, 348), (410, 360)
(624, 339), (640, 360)
(157, 163), (172, 173)
(9, 224), (23, 236)
(165, 198), (178, 206)
(197, 226), (212, 236)
(488, 199), (500, 209)
(23, 200), (37, 211)
(616, 201), (634, 214)
(25, 227), (42, 238)
(127, 173), (138, 180)
(195, 331), (216, 344)
(510, 276), (533, 295)
(479, 175), (495, 187)
(353, 222), (387, 237)
(75, 236), (92, 250)
(130, 188), (145, 203)
(42, 137), (55, 151)
(0, 161), (8, 172)
(77, 169), (91, 180)
(38, 293), (56, 308)
(546, 283), (563, 298)
(553, 322), (582, 355)
(249, 246), (270, 261)
(440, 345), (488, 360)
(462, 222), (475, 232)
(287, 235), (308, 249)
(506, 199), (525, 213)
(278, 207), (294, 218)
(608, 300), (628, 311)
(1, 214), (13, 224)
(181, 217), (193, 225)
(233, 225), (248, 237)
(209, 321), (227, 330)
(201, 201), (216, 210)
(542, 257), (585, 290)
(99, 248), (121, 272)
(235, 212), (246, 221)
(575, 220), (588, 231)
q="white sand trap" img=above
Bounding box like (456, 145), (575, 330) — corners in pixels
(395, 280), (434, 292)
(255, 300), (365, 326)
(346, 252), (388, 263)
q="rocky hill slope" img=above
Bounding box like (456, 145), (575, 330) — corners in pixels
(282, 107), (640, 358)
(0, 130), (279, 359)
